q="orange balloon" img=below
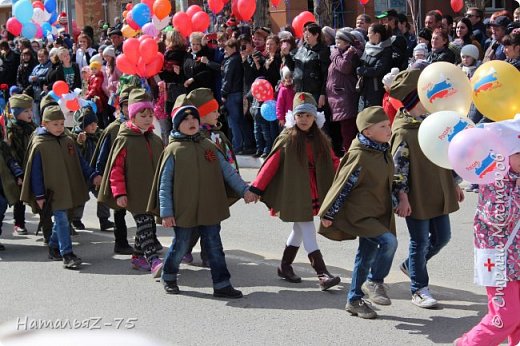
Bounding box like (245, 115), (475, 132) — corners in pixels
(122, 10), (128, 18)
(153, 0), (171, 20)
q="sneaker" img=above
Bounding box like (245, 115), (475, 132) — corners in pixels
(71, 220), (86, 230)
(151, 258), (163, 278)
(400, 261), (410, 278)
(345, 299), (377, 319)
(213, 285), (243, 299)
(114, 243), (134, 255)
(48, 246), (62, 261)
(0, 242), (5, 251)
(252, 151), (262, 158)
(412, 287), (438, 308)
(62, 253), (82, 269)
(181, 252), (193, 264)
(361, 280), (391, 305)
(131, 255), (150, 271)
(453, 337), (462, 346)
(162, 280), (180, 294)
(13, 225), (28, 235)
(260, 153), (268, 159)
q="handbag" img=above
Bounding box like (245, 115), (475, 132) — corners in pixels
(474, 219), (520, 287)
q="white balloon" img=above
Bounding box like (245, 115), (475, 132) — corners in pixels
(51, 26), (58, 35)
(42, 10), (52, 22)
(152, 15), (170, 30)
(418, 110), (475, 169)
(32, 8), (47, 24)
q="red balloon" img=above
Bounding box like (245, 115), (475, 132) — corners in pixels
(126, 3), (133, 11)
(292, 14), (303, 38)
(147, 53), (164, 77)
(237, 0), (255, 20)
(66, 98), (80, 111)
(299, 11), (316, 27)
(172, 12), (192, 37)
(141, 0), (155, 11)
(360, 0), (369, 4)
(450, 0), (464, 13)
(52, 81), (69, 97)
(138, 34), (153, 42)
(186, 5), (203, 18)
(271, 0), (281, 6)
(231, 0), (244, 21)
(191, 11), (210, 32)
(123, 38), (140, 64)
(116, 54), (138, 75)
(139, 38), (159, 64)
(6, 17), (22, 37)
(32, 1), (44, 9)
(251, 79), (274, 102)
(126, 11), (140, 30)
(208, 0), (224, 14)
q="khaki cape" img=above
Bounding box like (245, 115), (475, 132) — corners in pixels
(21, 132), (89, 211)
(147, 137), (233, 227)
(390, 110), (459, 220)
(318, 137), (395, 241)
(260, 130), (335, 222)
(98, 124), (163, 214)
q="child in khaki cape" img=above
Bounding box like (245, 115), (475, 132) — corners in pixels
(181, 88), (239, 266)
(21, 105), (102, 269)
(147, 105), (255, 297)
(249, 92), (341, 291)
(319, 106), (397, 319)
(6, 94), (37, 236)
(389, 69), (464, 308)
(98, 88), (164, 277)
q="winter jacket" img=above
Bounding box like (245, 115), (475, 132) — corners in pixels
(288, 42), (330, 97)
(221, 52), (244, 98)
(75, 47), (97, 69)
(427, 46), (456, 64)
(17, 59), (37, 92)
(86, 71), (108, 113)
(28, 60), (52, 101)
(48, 63), (82, 91)
(357, 39), (393, 107)
(326, 47), (360, 122)
(0, 50), (20, 87)
(183, 46), (219, 94)
(276, 84), (295, 121)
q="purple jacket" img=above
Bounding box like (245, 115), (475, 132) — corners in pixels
(326, 47), (360, 121)
(276, 84), (295, 121)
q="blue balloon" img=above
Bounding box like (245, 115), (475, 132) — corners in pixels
(48, 90), (60, 101)
(21, 22), (37, 39)
(13, 0), (33, 23)
(86, 100), (97, 114)
(132, 3), (151, 28)
(41, 22), (52, 36)
(260, 100), (277, 121)
(44, 0), (57, 14)
(48, 11), (58, 24)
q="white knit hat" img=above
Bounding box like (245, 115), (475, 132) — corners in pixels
(460, 44), (479, 61)
(103, 46), (116, 58)
(382, 67), (401, 88)
(281, 66), (292, 79)
(413, 43), (428, 57)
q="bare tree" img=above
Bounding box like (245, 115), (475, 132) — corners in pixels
(314, 0), (333, 27)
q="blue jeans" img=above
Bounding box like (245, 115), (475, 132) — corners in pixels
(48, 210), (73, 256)
(0, 193), (7, 235)
(162, 224), (231, 289)
(348, 232), (397, 302)
(225, 92), (254, 152)
(405, 215), (451, 293)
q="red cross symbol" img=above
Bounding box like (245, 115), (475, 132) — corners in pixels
(484, 258), (495, 272)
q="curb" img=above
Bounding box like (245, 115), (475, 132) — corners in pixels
(236, 155), (263, 169)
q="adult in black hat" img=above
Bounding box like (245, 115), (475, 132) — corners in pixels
(483, 15), (511, 62)
(108, 27), (124, 56)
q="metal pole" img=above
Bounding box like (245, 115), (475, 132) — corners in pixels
(66, 0), (73, 35)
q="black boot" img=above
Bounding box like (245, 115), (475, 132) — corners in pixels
(114, 209), (132, 254)
(308, 250), (340, 291)
(99, 218), (115, 232)
(277, 246), (302, 283)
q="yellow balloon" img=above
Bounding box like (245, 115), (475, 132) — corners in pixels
(418, 62), (473, 116)
(121, 24), (138, 38)
(470, 60), (520, 122)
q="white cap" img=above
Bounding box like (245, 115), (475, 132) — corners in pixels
(382, 67), (401, 88)
(460, 44), (479, 61)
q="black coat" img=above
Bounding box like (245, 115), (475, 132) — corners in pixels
(357, 43), (393, 107)
(221, 52), (243, 98)
(183, 46), (219, 94)
(47, 63), (82, 91)
(289, 42), (330, 97)
(0, 50), (20, 87)
(427, 46), (456, 64)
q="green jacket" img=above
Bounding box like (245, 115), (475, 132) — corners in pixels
(318, 137), (395, 241)
(259, 131), (335, 222)
(7, 120), (37, 165)
(98, 123), (163, 214)
(147, 137), (232, 227)
(0, 141), (21, 205)
(390, 110), (459, 220)
(20, 131), (89, 211)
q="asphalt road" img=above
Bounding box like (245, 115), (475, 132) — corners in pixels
(0, 169), (489, 345)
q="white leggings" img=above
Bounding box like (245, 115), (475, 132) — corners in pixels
(286, 221), (319, 254)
